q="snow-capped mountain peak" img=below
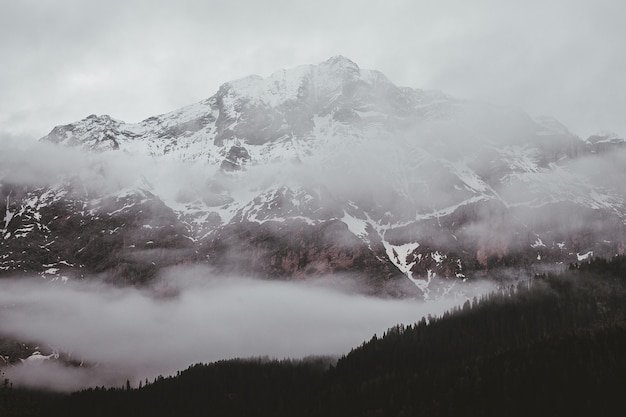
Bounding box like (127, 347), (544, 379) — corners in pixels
(3, 57), (625, 297)
(40, 56), (459, 163)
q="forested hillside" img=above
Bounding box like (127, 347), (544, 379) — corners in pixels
(3, 257), (626, 416)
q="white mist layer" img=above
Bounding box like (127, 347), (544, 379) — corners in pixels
(0, 268), (495, 392)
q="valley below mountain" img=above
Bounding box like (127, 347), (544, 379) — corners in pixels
(1, 57), (626, 411)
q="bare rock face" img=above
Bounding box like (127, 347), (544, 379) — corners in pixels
(0, 182), (195, 284)
(201, 219), (418, 297)
(220, 145), (251, 172)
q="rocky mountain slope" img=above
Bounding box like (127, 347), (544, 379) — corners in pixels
(2, 56), (625, 297)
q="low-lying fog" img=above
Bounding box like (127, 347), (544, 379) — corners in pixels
(0, 267), (495, 392)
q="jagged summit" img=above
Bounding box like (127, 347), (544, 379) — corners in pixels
(321, 54), (360, 68)
(221, 55), (368, 109)
(317, 55), (361, 77)
(40, 56), (456, 162)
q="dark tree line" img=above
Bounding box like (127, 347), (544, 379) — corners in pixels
(3, 256), (626, 416)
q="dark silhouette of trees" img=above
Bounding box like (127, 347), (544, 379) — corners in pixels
(8, 255), (626, 416)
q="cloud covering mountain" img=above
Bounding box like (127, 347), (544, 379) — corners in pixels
(2, 57), (626, 298)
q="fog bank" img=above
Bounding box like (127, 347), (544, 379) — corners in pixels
(0, 267), (494, 391)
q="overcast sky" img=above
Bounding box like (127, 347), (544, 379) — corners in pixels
(1, 0), (624, 141)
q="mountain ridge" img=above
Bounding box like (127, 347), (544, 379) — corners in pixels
(1, 56), (625, 297)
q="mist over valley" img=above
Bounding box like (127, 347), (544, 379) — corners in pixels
(1, 51), (626, 416)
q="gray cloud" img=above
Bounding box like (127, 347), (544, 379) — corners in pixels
(1, 0), (624, 141)
(0, 268), (494, 391)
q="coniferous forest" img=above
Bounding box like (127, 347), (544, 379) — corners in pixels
(2, 256), (626, 416)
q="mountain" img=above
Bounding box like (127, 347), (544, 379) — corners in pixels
(2, 56), (626, 297)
